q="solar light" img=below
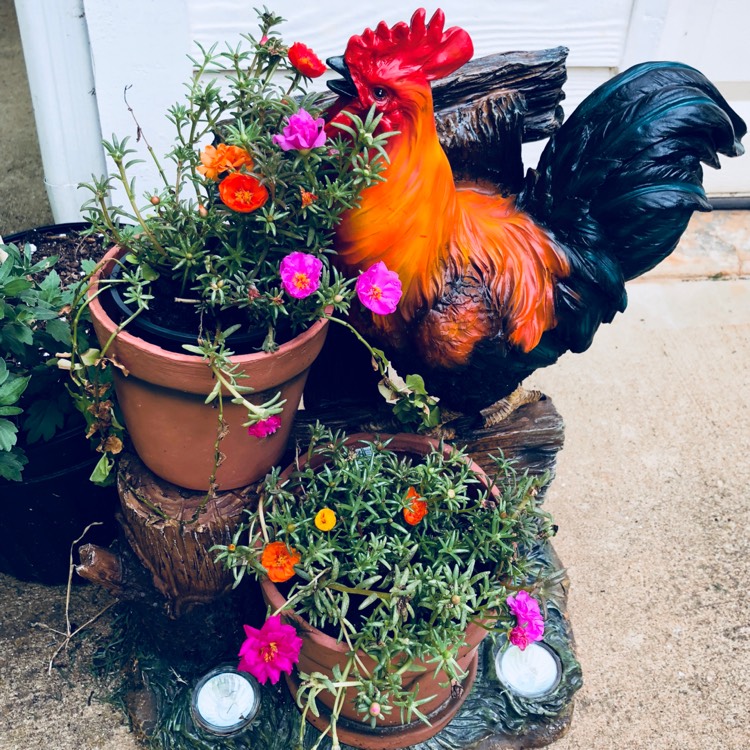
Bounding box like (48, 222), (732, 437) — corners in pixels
(496, 641), (562, 698)
(191, 665), (261, 736)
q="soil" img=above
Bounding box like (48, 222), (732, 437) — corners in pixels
(5, 224), (106, 287)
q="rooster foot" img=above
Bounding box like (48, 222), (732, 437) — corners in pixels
(480, 387), (542, 427)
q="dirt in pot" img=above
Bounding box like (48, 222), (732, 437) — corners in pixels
(5, 225), (106, 287)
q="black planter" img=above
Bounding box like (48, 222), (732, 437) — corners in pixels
(0, 426), (119, 584)
(104, 261), (270, 352)
(1, 223), (119, 585)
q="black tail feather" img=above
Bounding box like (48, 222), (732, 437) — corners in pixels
(517, 61), (745, 352)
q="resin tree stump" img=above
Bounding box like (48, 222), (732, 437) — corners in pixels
(77, 453), (258, 617)
(294, 396), (564, 488)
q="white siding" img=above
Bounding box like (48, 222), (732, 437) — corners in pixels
(35, 0), (750, 219)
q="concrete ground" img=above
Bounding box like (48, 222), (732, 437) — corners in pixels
(1, 0), (749, 747)
(0, 0), (53, 237)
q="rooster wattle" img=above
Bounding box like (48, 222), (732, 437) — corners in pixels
(321, 8), (746, 422)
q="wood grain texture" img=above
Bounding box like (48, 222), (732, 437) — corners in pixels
(114, 454), (257, 616)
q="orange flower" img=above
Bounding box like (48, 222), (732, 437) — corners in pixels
(219, 172), (269, 213)
(403, 486), (428, 526)
(261, 541), (301, 583)
(197, 143), (254, 181)
(300, 187), (318, 208)
(288, 42), (326, 78)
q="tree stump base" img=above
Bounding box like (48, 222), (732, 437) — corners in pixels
(77, 453), (259, 617)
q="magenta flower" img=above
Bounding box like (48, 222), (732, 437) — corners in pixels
(507, 590), (542, 624)
(355, 262), (402, 315)
(280, 252), (323, 299)
(237, 615), (303, 685)
(247, 415), (282, 438)
(272, 109), (326, 152)
(507, 590), (545, 649)
(509, 625), (533, 650)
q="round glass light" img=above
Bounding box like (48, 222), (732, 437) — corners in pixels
(496, 641), (562, 698)
(191, 666), (260, 736)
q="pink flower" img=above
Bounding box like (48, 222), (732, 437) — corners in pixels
(237, 615), (303, 685)
(247, 415), (282, 438)
(280, 252), (323, 299)
(507, 590), (545, 648)
(507, 590), (542, 623)
(272, 109), (326, 152)
(509, 625), (533, 650)
(355, 262), (402, 315)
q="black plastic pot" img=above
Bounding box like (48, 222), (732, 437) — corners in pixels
(0, 426), (119, 584)
(104, 261), (270, 352)
(1, 223), (119, 584)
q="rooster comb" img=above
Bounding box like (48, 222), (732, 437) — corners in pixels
(344, 8), (473, 82)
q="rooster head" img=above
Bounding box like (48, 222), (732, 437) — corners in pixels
(327, 8), (473, 130)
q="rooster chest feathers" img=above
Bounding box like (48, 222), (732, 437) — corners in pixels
(334, 91), (571, 361)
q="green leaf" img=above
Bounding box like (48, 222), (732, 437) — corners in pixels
(2, 322), (34, 350)
(140, 263), (159, 281)
(0, 448), (27, 482)
(1, 278), (33, 296)
(90, 453), (115, 485)
(0, 418), (19, 451)
(44, 318), (72, 345)
(0, 406), (23, 416)
(22, 397), (66, 443)
(0, 374), (30, 406)
(81, 259), (99, 275)
(38, 268), (61, 294)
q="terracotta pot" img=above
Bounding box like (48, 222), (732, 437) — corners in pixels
(87, 247), (330, 490)
(262, 433), (495, 748)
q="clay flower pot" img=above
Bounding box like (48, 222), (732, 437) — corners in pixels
(263, 577), (484, 749)
(87, 247), (330, 490)
(261, 433), (494, 749)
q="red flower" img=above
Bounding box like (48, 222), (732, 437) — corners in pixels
(509, 625), (533, 650)
(403, 486), (428, 526)
(288, 42), (326, 78)
(218, 172), (269, 213)
(261, 541), (301, 583)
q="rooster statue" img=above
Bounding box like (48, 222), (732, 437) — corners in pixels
(316, 8), (746, 424)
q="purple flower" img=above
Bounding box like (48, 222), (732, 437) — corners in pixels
(247, 415), (282, 438)
(355, 262), (402, 315)
(272, 109), (326, 152)
(280, 252), (323, 299)
(507, 590), (545, 650)
(238, 616), (303, 685)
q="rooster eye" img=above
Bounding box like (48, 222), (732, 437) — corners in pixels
(372, 87), (387, 101)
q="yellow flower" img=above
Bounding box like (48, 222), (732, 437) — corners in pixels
(314, 507), (337, 531)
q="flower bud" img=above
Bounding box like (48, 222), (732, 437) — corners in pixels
(451, 594), (461, 606)
(369, 702), (381, 717)
(198, 204), (209, 218)
(150, 195), (160, 205)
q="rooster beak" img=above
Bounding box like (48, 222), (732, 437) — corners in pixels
(326, 55), (357, 98)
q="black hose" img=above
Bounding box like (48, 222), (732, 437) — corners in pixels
(709, 196), (750, 210)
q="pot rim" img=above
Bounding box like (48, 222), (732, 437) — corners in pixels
(88, 245), (330, 367)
